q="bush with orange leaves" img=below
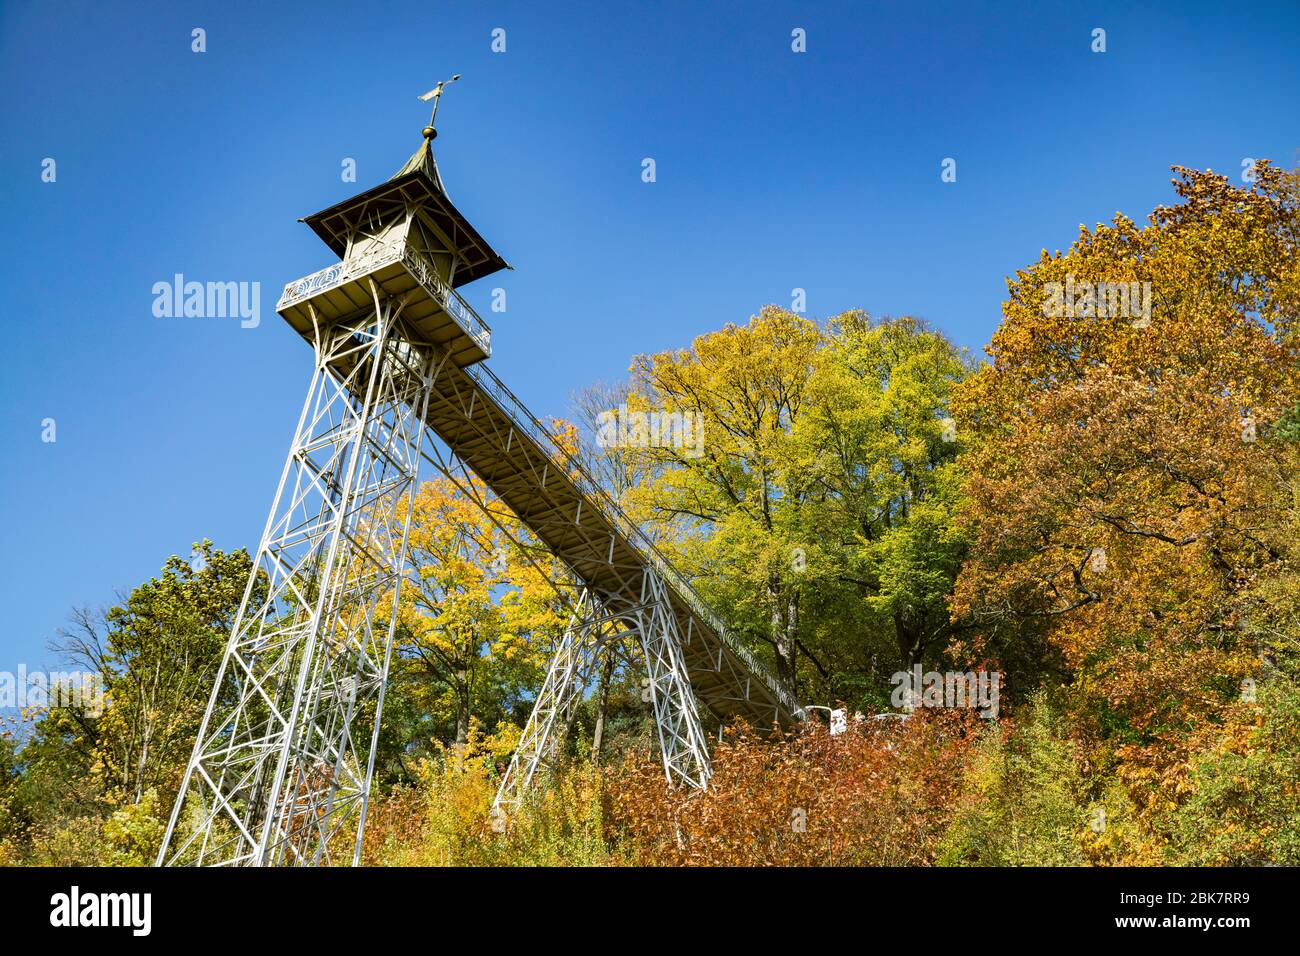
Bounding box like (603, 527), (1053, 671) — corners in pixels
(605, 710), (982, 866)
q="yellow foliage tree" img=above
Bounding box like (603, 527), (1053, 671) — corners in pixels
(387, 476), (569, 746)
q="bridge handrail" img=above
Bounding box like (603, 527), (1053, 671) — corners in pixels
(462, 361), (801, 717)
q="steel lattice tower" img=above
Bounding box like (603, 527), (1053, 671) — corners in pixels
(159, 106), (801, 867)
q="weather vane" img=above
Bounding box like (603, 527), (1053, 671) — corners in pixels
(417, 73), (461, 139)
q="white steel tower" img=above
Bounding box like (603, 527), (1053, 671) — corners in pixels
(159, 105), (800, 867)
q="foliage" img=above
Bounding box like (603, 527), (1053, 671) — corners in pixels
(362, 721), (623, 866)
(606, 712), (979, 866)
(385, 476), (567, 750)
(1161, 679), (1300, 865)
(937, 696), (1087, 866)
(625, 308), (972, 710)
(87, 540), (259, 805)
(952, 162), (1300, 822)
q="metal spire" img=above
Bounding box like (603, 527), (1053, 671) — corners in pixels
(416, 73), (461, 139)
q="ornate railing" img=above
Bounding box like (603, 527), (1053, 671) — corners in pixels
(277, 244), (400, 309)
(463, 361), (802, 718)
(400, 246), (492, 355)
(277, 244), (492, 357)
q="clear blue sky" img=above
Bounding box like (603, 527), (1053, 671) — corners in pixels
(2, 0), (1297, 673)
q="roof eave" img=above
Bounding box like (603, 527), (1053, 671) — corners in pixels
(300, 172), (508, 287)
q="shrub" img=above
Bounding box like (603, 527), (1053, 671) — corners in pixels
(937, 696), (1088, 866)
(605, 710), (980, 866)
(362, 722), (623, 866)
(1162, 679), (1300, 865)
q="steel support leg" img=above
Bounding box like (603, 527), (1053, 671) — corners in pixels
(158, 295), (433, 866)
(639, 567), (712, 791)
(494, 566), (712, 815)
(493, 590), (610, 813)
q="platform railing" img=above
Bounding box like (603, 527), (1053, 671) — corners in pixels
(277, 244), (492, 357)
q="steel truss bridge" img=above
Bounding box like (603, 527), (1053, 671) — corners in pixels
(157, 130), (801, 867)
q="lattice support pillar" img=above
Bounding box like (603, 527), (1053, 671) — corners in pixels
(492, 590), (610, 814)
(158, 290), (435, 867)
(639, 566), (713, 791)
(494, 566), (712, 816)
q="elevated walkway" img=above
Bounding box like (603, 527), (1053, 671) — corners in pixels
(277, 270), (802, 730)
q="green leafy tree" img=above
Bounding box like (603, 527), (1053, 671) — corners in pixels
(797, 313), (973, 677)
(626, 307), (971, 705)
(51, 540), (261, 806)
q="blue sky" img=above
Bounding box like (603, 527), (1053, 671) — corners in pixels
(2, 0), (1297, 673)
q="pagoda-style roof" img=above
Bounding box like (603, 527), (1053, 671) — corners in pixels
(300, 138), (510, 288)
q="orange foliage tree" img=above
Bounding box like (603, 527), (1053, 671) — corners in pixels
(951, 162), (1300, 818)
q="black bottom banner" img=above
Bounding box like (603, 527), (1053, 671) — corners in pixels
(0, 865), (1280, 943)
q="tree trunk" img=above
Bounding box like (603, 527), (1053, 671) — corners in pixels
(591, 652), (615, 761)
(769, 577), (797, 694)
(454, 669), (471, 745)
(895, 612), (924, 671)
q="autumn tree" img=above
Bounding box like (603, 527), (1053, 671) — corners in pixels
(625, 307), (971, 706)
(624, 307), (822, 695)
(953, 163), (1300, 807)
(387, 476), (568, 749)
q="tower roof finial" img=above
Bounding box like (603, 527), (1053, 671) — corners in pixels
(394, 74), (462, 190)
(416, 73), (461, 141)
